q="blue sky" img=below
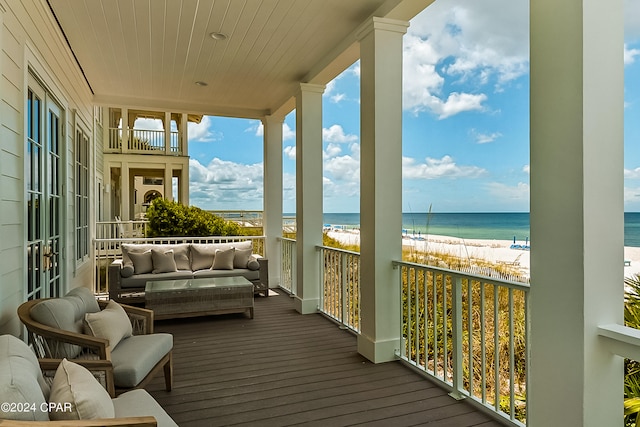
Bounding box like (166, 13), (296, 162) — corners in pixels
(180, 0), (640, 213)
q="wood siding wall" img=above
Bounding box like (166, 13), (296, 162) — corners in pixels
(0, 0), (96, 335)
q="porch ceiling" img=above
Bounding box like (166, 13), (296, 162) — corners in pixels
(47, 0), (434, 119)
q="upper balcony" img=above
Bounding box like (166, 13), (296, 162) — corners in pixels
(106, 127), (183, 155)
(103, 108), (198, 157)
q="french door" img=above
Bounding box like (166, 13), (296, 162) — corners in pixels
(26, 75), (64, 300)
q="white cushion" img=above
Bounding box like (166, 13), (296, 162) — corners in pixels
(233, 247), (253, 268)
(212, 247), (235, 270)
(128, 250), (153, 274)
(152, 249), (177, 274)
(49, 358), (115, 420)
(84, 300), (132, 349)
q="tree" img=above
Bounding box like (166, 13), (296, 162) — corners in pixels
(145, 198), (241, 237)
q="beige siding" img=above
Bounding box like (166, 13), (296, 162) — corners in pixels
(0, 0), (97, 336)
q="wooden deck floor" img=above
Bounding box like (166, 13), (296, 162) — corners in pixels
(147, 291), (504, 427)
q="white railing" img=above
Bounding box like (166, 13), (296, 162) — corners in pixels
(279, 238), (296, 295)
(93, 235), (265, 295)
(318, 246), (360, 332)
(394, 260), (528, 426)
(106, 128), (181, 154)
(208, 210), (263, 229)
(96, 220), (148, 239)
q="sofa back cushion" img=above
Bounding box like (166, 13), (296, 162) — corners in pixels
(122, 244), (190, 272)
(0, 335), (49, 421)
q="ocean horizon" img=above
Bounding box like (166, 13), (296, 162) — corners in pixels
(284, 212), (640, 248)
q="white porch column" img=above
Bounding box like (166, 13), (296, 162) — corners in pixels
(529, 1), (624, 425)
(263, 114), (285, 287)
(294, 83), (325, 314)
(164, 167), (173, 202)
(120, 163), (130, 220)
(181, 113), (188, 156)
(356, 17), (408, 363)
(179, 169), (189, 205)
(121, 107), (128, 153)
(164, 112), (172, 155)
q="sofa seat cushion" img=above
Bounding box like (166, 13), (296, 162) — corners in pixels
(110, 334), (173, 388)
(0, 335), (49, 421)
(113, 389), (178, 427)
(120, 271), (194, 289)
(194, 268), (259, 282)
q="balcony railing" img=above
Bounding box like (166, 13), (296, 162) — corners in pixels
(318, 245), (360, 332)
(279, 237), (297, 295)
(394, 260), (528, 426)
(106, 128), (181, 155)
(285, 237), (528, 426)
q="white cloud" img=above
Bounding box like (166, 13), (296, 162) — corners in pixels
(625, 187), (640, 204)
(188, 116), (222, 142)
(625, 167), (640, 179)
(284, 145), (296, 160)
(324, 143), (342, 159)
(486, 181), (530, 201)
(523, 165), (530, 174)
(402, 155), (487, 179)
(626, 0), (640, 41)
(331, 93), (346, 103)
(625, 44), (640, 65)
(471, 129), (502, 144)
(249, 121), (295, 141)
(323, 124), (358, 143)
(133, 118), (163, 130)
(403, 0), (529, 117)
(189, 158), (263, 209)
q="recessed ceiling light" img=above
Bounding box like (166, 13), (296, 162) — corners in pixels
(195, 81), (208, 87)
(209, 32), (227, 41)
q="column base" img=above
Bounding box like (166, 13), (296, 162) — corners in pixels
(357, 334), (400, 363)
(293, 296), (319, 314)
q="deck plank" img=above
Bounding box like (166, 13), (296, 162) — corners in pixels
(147, 292), (505, 426)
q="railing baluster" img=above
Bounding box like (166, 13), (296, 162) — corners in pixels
(450, 275), (464, 399)
(509, 287), (515, 420)
(481, 281), (487, 405)
(494, 284), (500, 413)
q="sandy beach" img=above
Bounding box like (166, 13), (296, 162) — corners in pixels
(326, 229), (640, 280)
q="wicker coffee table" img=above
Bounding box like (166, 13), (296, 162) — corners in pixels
(145, 276), (254, 320)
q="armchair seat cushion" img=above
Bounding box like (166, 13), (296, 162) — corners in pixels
(113, 389), (178, 427)
(111, 333), (173, 388)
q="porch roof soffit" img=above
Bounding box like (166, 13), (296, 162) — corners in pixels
(48, 0), (434, 120)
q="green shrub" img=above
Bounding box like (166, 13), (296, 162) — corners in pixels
(146, 198), (242, 237)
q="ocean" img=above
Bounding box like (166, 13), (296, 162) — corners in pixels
(317, 212), (640, 248)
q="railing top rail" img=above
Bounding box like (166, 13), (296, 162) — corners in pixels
(393, 259), (530, 291)
(94, 235), (265, 243)
(316, 244), (361, 257)
(277, 237), (297, 243)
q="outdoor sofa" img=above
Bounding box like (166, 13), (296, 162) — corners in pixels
(108, 241), (269, 303)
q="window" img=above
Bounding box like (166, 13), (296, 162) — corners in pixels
(75, 124), (90, 262)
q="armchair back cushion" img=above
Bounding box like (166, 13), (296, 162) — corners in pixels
(0, 335), (49, 421)
(30, 287), (101, 359)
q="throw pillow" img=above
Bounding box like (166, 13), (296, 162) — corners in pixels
(120, 263), (135, 278)
(191, 245), (216, 271)
(84, 300), (132, 349)
(152, 249), (177, 274)
(247, 256), (260, 271)
(49, 358), (115, 420)
(233, 247), (253, 268)
(128, 250), (153, 274)
(212, 247), (235, 270)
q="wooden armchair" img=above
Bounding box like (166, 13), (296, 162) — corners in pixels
(0, 334), (174, 426)
(17, 288), (173, 395)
